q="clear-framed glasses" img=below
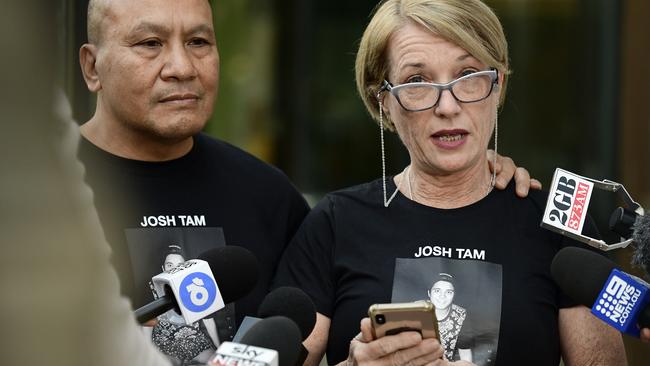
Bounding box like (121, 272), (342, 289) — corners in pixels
(379, 69), (499, 112)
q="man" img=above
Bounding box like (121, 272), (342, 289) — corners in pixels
(77, 0), (534, 363)
(428, 273), (472, 362)
(78, 0), (310, 363)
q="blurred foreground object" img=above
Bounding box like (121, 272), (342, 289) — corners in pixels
(0, 2), (170, 365)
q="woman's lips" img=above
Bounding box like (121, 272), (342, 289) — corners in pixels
(431, 129), (468, 149)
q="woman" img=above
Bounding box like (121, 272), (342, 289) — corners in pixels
(274, 0), (625, 365)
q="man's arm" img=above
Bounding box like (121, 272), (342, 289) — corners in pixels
(559, 306), (627, 366)
(488, 150), (542, 197)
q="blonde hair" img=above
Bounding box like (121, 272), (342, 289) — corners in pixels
(355, 0), (510, 131)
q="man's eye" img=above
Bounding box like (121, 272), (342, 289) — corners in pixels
(138, 39), (162, 48)
(188, 38), (209, 47)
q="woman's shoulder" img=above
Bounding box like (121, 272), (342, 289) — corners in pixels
(311, 178), (385, 215)
(492, 181), (549, 214)
(322, 178), (385, 205)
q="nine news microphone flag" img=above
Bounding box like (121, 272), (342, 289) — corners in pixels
(551, 247), (650, 337)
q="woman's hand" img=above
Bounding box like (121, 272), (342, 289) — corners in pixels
(341, 318), (444, 366)
(487, 150), (542, 197)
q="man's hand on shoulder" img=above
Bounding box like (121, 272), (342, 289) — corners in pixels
(487, 149), (542, 198)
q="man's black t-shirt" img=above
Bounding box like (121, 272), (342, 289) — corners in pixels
(78, 132), (309, 333)
(274, 178), (598, 365)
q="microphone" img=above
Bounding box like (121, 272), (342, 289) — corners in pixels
(541, 168), (644, 251)
(551, 246), (650, 337)
(258, 287), (316, 365)
(135, 246), (259, 324)
(611, 208), (650, 276)
(611, 210), (650, 277)
(209, 316), (302, 366)
(233, 286), (317, 342)
(258, 286), (317, 341)
(631, 213), (650, 276)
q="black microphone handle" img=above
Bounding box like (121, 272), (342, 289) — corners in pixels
(294, 344), (308, 366)
(639, 305), (650, 329)
(134, 296), (176, 324)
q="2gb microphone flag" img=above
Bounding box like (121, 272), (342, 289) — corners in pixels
(541, 168), (643, 251)
(542, 168), (594, 237)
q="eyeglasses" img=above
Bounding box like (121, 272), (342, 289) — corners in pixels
(379, 69), (498, 112)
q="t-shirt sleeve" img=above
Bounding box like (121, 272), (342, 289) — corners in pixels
(272, 196), (337, 317)
(283, 186), (311, 245)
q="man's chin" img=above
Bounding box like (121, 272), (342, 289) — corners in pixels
(148, 118), (207, 142)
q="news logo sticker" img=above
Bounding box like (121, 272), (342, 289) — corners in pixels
(542, 168), (594, 236)
(179, 272), (218, 313)
(151, 259), (225, 324)
(592, 269), (648, 337)
(210, 342), (279, 366)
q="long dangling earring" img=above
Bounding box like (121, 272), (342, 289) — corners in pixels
(489, 107), (498, 191)
(379, 99), (390, 207)
(379, 99), (405, 207)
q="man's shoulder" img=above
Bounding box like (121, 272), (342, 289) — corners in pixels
(195, 134), (303, 199)
(195, 133), (288, 180)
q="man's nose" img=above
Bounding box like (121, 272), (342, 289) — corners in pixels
(161, 43), (198, 81)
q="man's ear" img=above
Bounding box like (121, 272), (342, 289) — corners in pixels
(79, 44), (101, 92)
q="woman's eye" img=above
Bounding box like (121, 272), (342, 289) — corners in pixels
(460, 69), (478, 77)
(407, 76), (424, 83)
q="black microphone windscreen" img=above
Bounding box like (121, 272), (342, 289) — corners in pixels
(241, 316), (302, 366)
(551, 247), (618, 306)
(632, 213), (650, 276)
(258, 287), (316, 340)
(199, 246), (259, 303)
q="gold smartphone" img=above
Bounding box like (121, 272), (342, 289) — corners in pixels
(368, 300), (439, 339)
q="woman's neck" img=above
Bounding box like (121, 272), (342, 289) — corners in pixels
(396, 160), (493, 209)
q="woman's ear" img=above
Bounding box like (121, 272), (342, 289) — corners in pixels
(79, 44), (102, 92)
(380, 94), (391, 118)
(495, 71), (505, 99)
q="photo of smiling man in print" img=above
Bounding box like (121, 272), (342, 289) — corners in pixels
(393, 256), (502, 365)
